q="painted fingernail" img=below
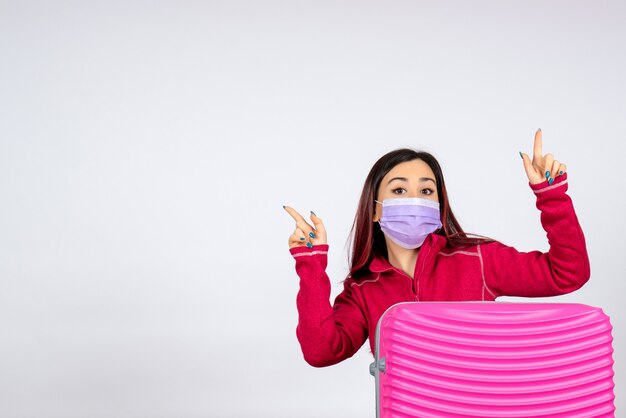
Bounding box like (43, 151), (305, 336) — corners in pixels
(548, 177), (554, 185)
(309, 232), (315, 238)
(300, 237), (305, 241)
(545, 171), (550, 178)
(310, 211), (316, 216)
(559, 171), (563, 175)
(519, 151), (523, 159)
(282, 205), (285, 209)
(538, 128), (542, 132)
(306, 242), (313, 248)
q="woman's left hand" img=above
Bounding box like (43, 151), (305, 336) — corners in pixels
(520, 129), (567, 185)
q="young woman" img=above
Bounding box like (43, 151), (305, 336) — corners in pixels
(283, 129), (590, 367)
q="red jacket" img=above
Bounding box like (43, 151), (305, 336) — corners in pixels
(288, 173), (590, 367)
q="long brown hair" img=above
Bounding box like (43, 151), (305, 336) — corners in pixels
(347, 148), (494, 280)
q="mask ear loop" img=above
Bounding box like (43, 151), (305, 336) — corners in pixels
(374, 200), (382, 224)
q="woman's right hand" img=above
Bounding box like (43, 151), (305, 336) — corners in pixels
(520, 128), (567, 185)
(283, 206), (327, 249)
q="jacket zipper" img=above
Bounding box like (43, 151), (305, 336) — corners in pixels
(414, 246), (436, 302)
(376, 266), (416, 299)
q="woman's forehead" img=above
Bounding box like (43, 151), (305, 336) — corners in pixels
(385, 159), (434, 179)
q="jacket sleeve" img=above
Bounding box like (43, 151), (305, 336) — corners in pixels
(481, 172), (591, 297)
(289, 244), (368, 367)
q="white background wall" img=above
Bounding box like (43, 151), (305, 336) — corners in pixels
(1, 1), (624, 417)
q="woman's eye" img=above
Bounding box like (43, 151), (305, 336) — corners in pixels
(392, 188), (406, 194)
(421, 188), (434, 195)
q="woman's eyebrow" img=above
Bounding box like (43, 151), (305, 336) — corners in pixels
(387, 177), (436, 185)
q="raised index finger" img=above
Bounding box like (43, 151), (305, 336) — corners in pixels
(283, 205), (314, 231)
(533, 128), (543, 160)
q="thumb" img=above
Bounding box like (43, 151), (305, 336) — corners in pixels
(310, 211), (326, 234)
(309, 211), (327, 243)
(520, 151), (534, 178)
(520, 151), (543, 184)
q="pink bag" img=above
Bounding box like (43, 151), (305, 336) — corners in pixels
(369, 302), (615, 417)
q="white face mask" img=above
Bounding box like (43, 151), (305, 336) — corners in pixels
(375, 197), (442, 249)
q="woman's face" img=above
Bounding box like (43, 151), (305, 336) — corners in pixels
(373, 159), (439, 222)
